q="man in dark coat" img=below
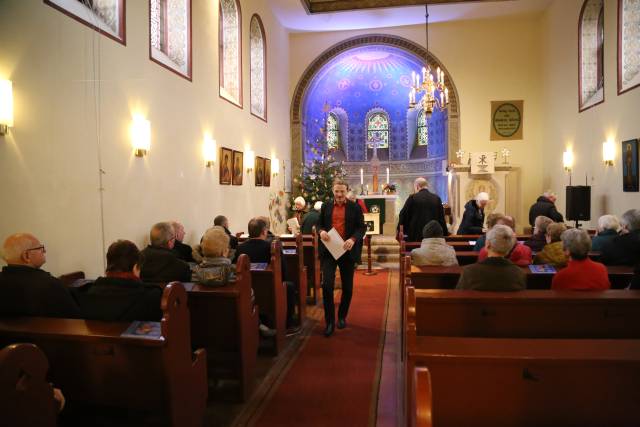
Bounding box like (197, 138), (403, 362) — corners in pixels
(600, 209), (640, 266)
(398, 177), (448, 241)
(140, 222), (191, 283)
(77, 240), (162, 322)
(528, 191), (564, 227)
(0, 233), (80, 318)
(170, 221), (195, 263)
(317, 179), (366, 337)
(301, 201), (322, 234)
(214, 215), (238, 251)
(457, 192), (489, 235)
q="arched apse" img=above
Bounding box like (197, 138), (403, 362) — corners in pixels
(291, 34), (460, 202)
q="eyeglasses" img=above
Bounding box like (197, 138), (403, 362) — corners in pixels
(25, 245), (46, 254)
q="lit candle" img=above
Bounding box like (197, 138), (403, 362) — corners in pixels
(386, 167), (389, 184)
(360, 168), (364, 185)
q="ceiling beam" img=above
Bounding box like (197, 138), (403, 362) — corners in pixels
(301, 0), (513, 14)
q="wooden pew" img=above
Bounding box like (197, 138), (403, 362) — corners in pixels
(186, 254), (258, 402)
(0, 343), (57, 427)
(412, 367), (433, 427)
(251, 240), (287, 354)
(405, 287), (640, 427)
(405, 257), (635, 290)
(282, 233), (308, 326)
(0, 283), (207, 427)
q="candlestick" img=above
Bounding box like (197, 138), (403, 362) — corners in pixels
(360, 168), (363, 185)
(386, 167), (389, 184)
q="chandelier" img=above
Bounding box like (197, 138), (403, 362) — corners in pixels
(409, 2), (449, 117)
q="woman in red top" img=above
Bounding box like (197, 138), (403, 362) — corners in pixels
(552, 228), (610, 291)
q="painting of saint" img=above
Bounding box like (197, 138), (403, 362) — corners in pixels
(255, 157), (264, 186)
(622, 139), (639, 192)
(232, 150), (243, 186)
(264, 158), (271, 187)
(220, 148), (232, 185)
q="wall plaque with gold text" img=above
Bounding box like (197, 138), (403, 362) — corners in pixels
(491, 100), (523, 141)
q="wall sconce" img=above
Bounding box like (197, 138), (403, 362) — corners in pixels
(203, 135), (217, 167)
(563, 150), (574, 172)
(245, 149), (255, 173)
(272, 156), (280, 176)
(130, 115), (151, 157)
(602, 141), (615, 166)
(0, 80), (14, 135)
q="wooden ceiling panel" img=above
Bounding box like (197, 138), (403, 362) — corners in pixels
(302, 0), (513, 14)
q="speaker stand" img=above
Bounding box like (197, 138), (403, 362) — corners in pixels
(574, 220), (582, 229)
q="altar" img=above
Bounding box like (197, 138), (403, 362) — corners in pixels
(357, 194), (399, 236)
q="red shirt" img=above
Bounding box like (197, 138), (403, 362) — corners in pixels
(478, 243), (532, 267)
(332, 200), (347, 239)
(551, 258), (611, 291)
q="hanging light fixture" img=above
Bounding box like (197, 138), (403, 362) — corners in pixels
(409, 2), (449, 117)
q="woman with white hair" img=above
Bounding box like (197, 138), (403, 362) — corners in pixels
(592, 215), (620, 252)
(289, 196), (307, 233)
(457, 192), (489, 235)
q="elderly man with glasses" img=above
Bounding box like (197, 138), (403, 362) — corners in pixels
(140, 222), (192, 283)
(0, 233), (80, 317)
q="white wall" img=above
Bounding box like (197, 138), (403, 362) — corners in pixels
(289, 13), (546, 230)
(541, 0), (640, 227)
(0, 0), (291, 277)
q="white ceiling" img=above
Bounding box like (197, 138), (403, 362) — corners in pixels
(268, 0), (553, 33)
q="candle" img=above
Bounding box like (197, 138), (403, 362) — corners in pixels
(360, 168), (363, 185)
(386, 167), (389, 184)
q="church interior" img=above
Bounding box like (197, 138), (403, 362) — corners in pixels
(1, 0), (639, 426)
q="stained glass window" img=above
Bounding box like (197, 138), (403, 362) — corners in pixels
(45, 0), (125, 44)
(250, 15), (266, 120)
(417, 109), (428, 146)
(326, 113), (339, 149)
(367, 112), (389, 149)
(150, 0), (191, 79)
(618, 0), (640, 94)
(579, 0), (604, 111)
(219, 0), (242, 107)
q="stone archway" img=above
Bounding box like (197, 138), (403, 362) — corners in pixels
(290, 33), (461, 180)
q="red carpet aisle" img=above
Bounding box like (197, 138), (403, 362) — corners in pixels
(253, 270), (391, 427)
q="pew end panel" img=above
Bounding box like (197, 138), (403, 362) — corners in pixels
(0, 343), (57, 427)
(412, 367), (433, 427)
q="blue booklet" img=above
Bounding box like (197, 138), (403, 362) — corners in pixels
(282, 249), (296, 255)
(528, 264), (556, 274)
(121, 321), (164, 340)
(250, 263), (269, 271)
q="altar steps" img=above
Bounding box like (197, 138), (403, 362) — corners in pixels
(360, 235), (400, 264)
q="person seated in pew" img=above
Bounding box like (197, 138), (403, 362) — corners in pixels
(552, 229), (610, 291)
(478, 216), (532, 266)
(289, 196), (307, 233)
(411, 221), (458, 267)
(169, 220), (195, 263)
(258, 216), (276, 243)
(140, 222), (191, 283)
(457, 192), (489, 235)
(456, 225), (526, 291)
(473, 212), (504, 251)
(524, 215), (554, 253)
(591, 215), (620, 253)
(301, 201), (322, 234)
(75, 240), (163, 321)
(601, 209), (640, 266)
(234, 218), (299, 332)
(533, 222), (568, 268)
(0, 233), (80, 318)
(193, 227), (235, 286)
(214, 214), (238, 254)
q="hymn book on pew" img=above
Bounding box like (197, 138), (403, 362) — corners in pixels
(282, 249), (296, 255)
(121, 321), (164, 340)
(250, 263), (269, 271)
(529, 264), (557, 274)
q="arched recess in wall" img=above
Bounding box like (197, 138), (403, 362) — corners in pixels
(290, 34), (461, 180)
(327, 107), (349, 161)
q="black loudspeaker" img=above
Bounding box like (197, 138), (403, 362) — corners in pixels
(565, 186), (591, 221)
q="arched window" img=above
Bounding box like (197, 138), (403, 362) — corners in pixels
(219, 0), (242, 107)
(150, 0), (192, 80)
(618, 0), (640, 94)
(417, 109), (428, 146)
(326, 113), (339, 150)
(367, 112), (389, 149)
(250, 15), (267, 121)
(579, 0), (604, 111)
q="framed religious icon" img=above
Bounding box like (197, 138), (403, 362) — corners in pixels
(264, 158), (271, 187)
(490, 100), (523, 141)
(220, 147), (233, 185)
(232, 150), (243, 186)
(622, 139), (639, 192)
(255, 157), (265, 186)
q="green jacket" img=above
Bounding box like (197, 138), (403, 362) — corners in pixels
(533, 241), (567, 268)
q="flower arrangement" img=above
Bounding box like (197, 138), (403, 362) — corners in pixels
(382, 183), (396, 194)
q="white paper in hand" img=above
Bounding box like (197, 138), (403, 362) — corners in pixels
(287, 217), (300, 233)
(321, 228), (346, 260)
